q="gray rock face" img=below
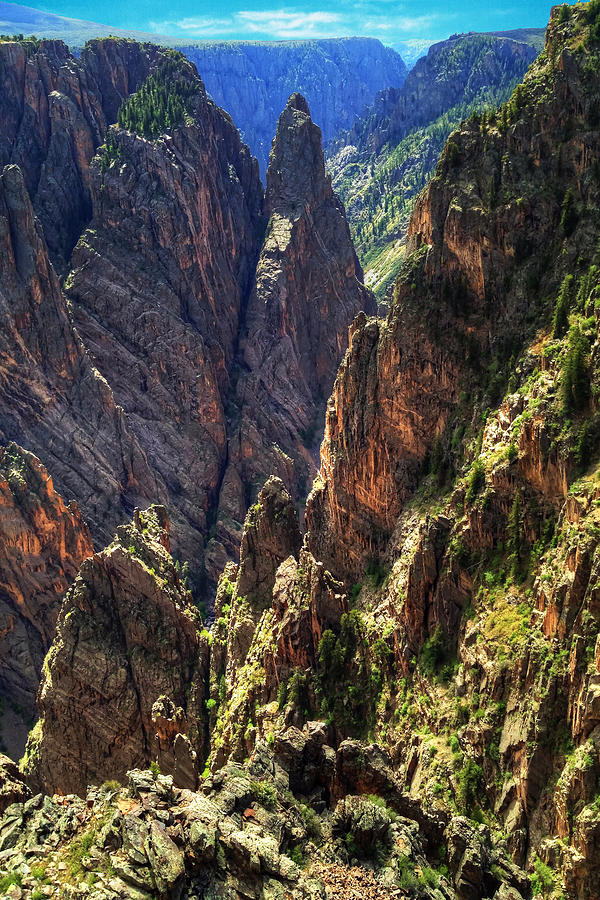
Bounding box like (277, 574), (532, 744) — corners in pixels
(182, 38), (407, 175)
(66, 56), (264, 578)
(0, 163), (162, 551)
(0, 37), (163, 272)
(205, 96), (375, 580)
(23, 506), (209, 796)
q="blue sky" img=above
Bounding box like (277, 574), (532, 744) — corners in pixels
(13, 0), (575, 43)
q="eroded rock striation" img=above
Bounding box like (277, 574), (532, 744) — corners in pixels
(0, 162), (161, 549)
(0, 37), (373, 590)
(23, 506), (208, 796)
(0, 36), (164, 271)
(65, 53), (264, 578)
(5, 6), (600, 900)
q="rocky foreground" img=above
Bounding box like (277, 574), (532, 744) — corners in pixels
(0, 739), (527, 899)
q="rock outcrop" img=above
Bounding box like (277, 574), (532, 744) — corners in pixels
(207, 95), (375, 577)
(202, 8), (600, 897)
(0, 743), (528, 899)
(0, 754), (30, 814)
(0, 443), (92, 756)
(65, 52), (264, 578)
(23, 506), (208, 796)
(0, 36), (163, 271)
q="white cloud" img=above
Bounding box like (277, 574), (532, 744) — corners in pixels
(236, 9), (342, 38)
(148, 4), (450, 42)
(149, 16), (237, 36)
(363, 13), (437, 33)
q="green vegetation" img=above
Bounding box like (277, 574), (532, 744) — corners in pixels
(465, 458), (486, 505)
(251, 779), (277, 809)
(561, 325), (590, 413)
(117, 52), (199, 140)
(530, 857), (555, 896)
(317, 611), (392, 731)
(0, 873), (22, 892)
(560, 188), (578, 236)
(457, 758), (483, 815)
(330, 34), (536, 297)
(553, 274), (574, 338)
(65, 829), (97, 877)
(0, 33), (41, 57)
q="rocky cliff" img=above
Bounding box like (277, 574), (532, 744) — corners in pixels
(65, 51), (264, 582)
(327, 32), (539, 297)
(0, 37), (372, 593)
(0, 162), (162, 549)
(0, 6), (409, 178)
(206, 95), (375, 579)
(0, 443), (92, 757)
(0, 35), (166, 271)
(23, 505), (208, 796)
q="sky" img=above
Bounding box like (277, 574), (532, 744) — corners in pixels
(11, 0), (576, 44)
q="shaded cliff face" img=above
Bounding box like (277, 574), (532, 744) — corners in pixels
(0, 37), (103, 271)
(23, 506), (208, 796)
(0, 443), (92, 757)
(0, 36), (373, 591)
(206, 96), (375, 579)
(0, 36), (164, 271)
(62, 74), (371, 589)
(0, 163), (162, 549)
(66, 54), (264, 580)
(327, 32), (539, 297)
(176, 38), (407, 176)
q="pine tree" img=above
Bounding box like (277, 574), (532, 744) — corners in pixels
(561, 325), (590, 413)
(553, 274), (573, 338)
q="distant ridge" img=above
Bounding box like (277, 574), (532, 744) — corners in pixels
(0, 0), (180, 46)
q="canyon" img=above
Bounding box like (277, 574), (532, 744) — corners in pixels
(0, 3), (600, 900)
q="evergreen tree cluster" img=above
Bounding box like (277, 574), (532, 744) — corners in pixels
(0, 33), (40, 57)
(117, 52), (200, 141)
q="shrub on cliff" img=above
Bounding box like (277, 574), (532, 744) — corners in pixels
(561, 325), (590, 413)
(553, 274), (574, 338)
(465, 459), (485, 505)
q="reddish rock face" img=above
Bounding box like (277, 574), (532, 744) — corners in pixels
(307, 9), (600, 585)
(0, 38), (165, 272)
(0, 443), (92, 756)
(306, 309), (460, 581)
(24, 506), (208, 796)
(59, 80), (371, 587)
